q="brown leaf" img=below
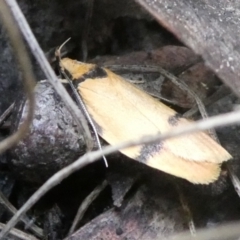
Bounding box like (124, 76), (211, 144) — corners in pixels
(135, 0), (240, 97)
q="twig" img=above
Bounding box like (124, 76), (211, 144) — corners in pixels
(68, 180), (108, 236)
(0, 223), (39, 240)
(1, 108), (240, 239)
(5, 0), (93, 151)
(184, 85), (232, 118)
(0, 0), (35, 155)
(0, 103), (14, 127)
(0, 190), (43, 238)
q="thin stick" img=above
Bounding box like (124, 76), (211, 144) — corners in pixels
(1, 108), (240, 239)
(227, 164), (240, 199)
(68, 180), (108, 236)
(0, 0), (35, 155)
(0, 103), (14, 126)
(0, 223), (39, 240)
(184, 85), (232, 118)
(5, 0), (93, 151)
(65, 77), (108, 167)
(57, 40), (108, 167)
(0, 190), (43, 238)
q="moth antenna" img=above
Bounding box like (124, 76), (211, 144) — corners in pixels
(55, 38), (71, 61)
(66, 78), (108, 167)
(57, 39), (108, 167)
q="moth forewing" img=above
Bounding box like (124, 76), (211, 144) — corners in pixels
(146, 151), (221, 184)
(59, 57), (232, 184)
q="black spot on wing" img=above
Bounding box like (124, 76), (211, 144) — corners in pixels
(72, 66), (107, 89)
(136, 142), (163, 163)
(83, 65), (107, 79)
(168, 113), (182, 126)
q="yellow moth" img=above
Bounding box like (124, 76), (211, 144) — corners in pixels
(59, 58), (232, 184)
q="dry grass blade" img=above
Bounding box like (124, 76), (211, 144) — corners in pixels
(0, 0), (35, 155)
(68, 180), (108, 236)
(0, 190), (43, 238)
(0, 103), (14, 126)
(0, 223), (39, 240)
(0, 108), (240, 239)
(184, 85), (232, 118)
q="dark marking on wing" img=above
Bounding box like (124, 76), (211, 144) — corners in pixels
(137, 142), (163, 163)
(72, 66), (107, 89)
(168, 113), (182, 126)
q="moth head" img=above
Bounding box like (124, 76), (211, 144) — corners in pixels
(60, 58), (95, 80)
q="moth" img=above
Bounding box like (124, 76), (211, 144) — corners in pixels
(59, 57), (232, 184)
